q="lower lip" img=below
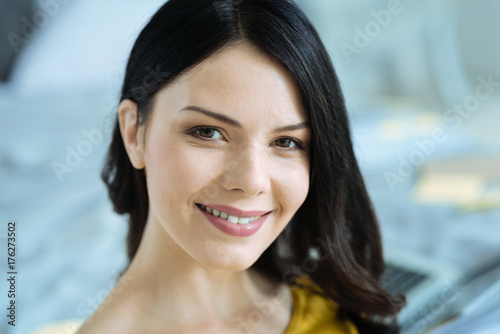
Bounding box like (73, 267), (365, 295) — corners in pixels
(196, 205), (270, 237)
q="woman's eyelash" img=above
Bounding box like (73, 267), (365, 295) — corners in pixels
(186, 126), (225, 141)
(274, 137), (305, 150)
(186, 126), (305, 151)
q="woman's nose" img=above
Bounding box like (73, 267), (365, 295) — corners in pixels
(220, 144), (271, 197)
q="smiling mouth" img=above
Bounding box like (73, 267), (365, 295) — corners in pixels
(195, 203), (268, 225)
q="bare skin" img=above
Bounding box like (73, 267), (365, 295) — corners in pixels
(77, 248), (293, 333)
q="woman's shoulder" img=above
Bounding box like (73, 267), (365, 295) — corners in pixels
(284, 276), (359, 334)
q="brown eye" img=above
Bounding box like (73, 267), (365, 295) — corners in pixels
(274, 137), (304, 150)
(188, 126), (224, 140)
(276, 138), (293, 147)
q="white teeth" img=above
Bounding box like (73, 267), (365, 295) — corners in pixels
(199, 204), (263, 225)
(238, 217), (250, 225)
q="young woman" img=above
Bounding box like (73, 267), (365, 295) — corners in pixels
(77, 0), (405, 332)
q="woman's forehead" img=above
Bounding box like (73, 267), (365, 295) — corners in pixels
(156, 43), (307, 123)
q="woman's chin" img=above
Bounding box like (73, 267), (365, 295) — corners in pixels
(194, 251), (261, 272)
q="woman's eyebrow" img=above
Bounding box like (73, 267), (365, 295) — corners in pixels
(179, 105), (310, 132)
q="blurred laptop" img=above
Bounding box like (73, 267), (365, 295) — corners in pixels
(382, 245), (500, 333)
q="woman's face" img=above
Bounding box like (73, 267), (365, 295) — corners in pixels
(133, 43), (310, 270)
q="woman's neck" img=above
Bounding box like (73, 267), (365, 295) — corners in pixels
(80, 216), (293, 333)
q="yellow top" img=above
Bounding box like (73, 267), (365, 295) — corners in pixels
(284, 278), (358, 334)
(30, 279), (358, 334)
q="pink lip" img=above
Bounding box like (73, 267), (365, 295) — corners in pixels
(196, 204), (270, 237)
(196, 203), (272, 218)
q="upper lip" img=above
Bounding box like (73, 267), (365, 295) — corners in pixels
(196, 203), (272, 218)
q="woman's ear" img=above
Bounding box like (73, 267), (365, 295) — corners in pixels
(118, 99), (146, 169)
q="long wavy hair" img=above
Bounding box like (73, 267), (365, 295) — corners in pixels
(101, 0), (405, 332)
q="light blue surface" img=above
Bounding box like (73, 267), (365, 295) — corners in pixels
(433, 279), (500, 334)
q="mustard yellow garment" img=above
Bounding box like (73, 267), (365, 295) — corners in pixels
(30, 279), (358, 334)
(284, 278), (359, 334)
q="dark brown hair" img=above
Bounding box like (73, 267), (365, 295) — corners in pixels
(101, 0), (405, 332)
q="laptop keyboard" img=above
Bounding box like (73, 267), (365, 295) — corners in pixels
(381, 263), (429, 296)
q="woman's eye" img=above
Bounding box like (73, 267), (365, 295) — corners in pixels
(188, 126), (224, 140)
(274, 137), (304, 150)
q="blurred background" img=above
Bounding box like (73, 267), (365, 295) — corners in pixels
(0, 0), (499, 333)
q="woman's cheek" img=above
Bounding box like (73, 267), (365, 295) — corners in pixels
(153, 143), (220, 203)
(281, 159), (310, 200)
